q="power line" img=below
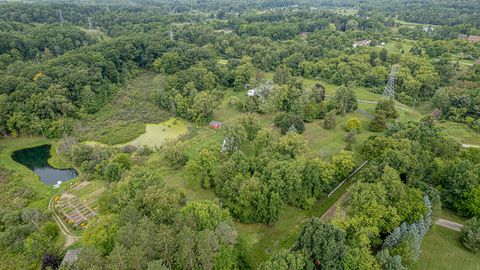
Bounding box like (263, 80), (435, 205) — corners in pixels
(88, 17), (93, 30)
(58, 9), (65, 25)
(383, 64), (400, 98)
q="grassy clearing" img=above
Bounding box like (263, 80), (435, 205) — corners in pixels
(0, 137), (56, 208)
(303, 110), (380, 161)
(382, 39), (415, 54)
(75, 71), (170, 145)
(76, 26), (111, 41)
(437, 121), (480, 145)
(414, 224), (480, 270)
(48, 144), (72, 169)
(433, 208), (467, 225)
(118, 118), (188, 148)
(236, 177), (354, 267)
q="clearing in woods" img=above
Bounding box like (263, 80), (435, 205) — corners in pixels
(414, 224), (480, 270)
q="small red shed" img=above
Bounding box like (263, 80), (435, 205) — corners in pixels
(209, 121), (222, 129)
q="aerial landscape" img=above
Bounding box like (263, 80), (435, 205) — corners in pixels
(0, 0), (479, 269)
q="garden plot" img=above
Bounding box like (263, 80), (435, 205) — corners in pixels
(55, 181), (105, 228)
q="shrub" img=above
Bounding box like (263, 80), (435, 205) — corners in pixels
(461, 217), (480, 254)
(376, 97), (399, 119)
(163, 143), (188, 168)
(274, 113), (305, 134)
(370, 112), (387, 131)
(323, 110), (337, 129)
(345, 118), (361, 133)
(229, 96), (240, 106)
(345, 131), (357, 144)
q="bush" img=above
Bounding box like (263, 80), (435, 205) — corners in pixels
(461, 217), (480, 254)
(376, 98), (399, 119)
(369, 112), (387, 131)
(274, 113), (305, 134)
(323, 110), (337, 129)
(345, 118), (361, 133)
(345, 131), (357, 143)
(163, 143), (188, 168)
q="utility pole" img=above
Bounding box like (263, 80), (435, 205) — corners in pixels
(383, 64), (400, 98)
(88, 17), (93, 30)
(58, 10), (65, 25)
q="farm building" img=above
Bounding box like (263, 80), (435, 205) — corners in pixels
(209, 121), (223, 129)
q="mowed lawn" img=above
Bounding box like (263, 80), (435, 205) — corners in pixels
(437, 121), (480, 145)
(415, 224), (480, 270)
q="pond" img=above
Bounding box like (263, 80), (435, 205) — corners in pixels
(12, 144), (77, 186)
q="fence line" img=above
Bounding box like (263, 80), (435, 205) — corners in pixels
(327, 160), (369, 198)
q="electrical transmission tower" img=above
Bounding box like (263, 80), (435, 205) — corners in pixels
(106, 4), (110, 12)
(383, 64), (400, 98)
(58, 10), (65, 25)
(169, 30), (174, 41)
(88, 17), (93, 30)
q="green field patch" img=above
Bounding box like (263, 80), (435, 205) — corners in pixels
(303, 111), (380, 160)
(75, 72), (170, 145)
(437, 121), (480, 145)
(76, 26), (111, 41)
(235, 177), (354, 267)
(414, 224), (480, 270)
(118, 118), (188, 148)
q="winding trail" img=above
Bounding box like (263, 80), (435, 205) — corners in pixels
(49, 192), (80, 247)
(51, 143), (82, 247)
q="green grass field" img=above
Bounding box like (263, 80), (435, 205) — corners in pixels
(437, 121), (480, 145)
(415, 224), (480, 270)
(76, 26), (111, 41)
(236, 178), (354, 266)
(75, 71), (170, 145)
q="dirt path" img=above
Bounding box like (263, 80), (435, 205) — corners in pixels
(48, 194), (80, 247)
(320, 192), (348, 221)
(435, 218), (464, 232)
(462, 144), (480, 148)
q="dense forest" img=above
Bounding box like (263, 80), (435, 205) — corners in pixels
(0, 0), (479, 270)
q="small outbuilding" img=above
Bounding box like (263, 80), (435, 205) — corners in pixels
(247, 88), (258, 97)
(209, 121), (223, 129)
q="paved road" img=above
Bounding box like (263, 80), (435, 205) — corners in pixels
(435, 218), (464, 232)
